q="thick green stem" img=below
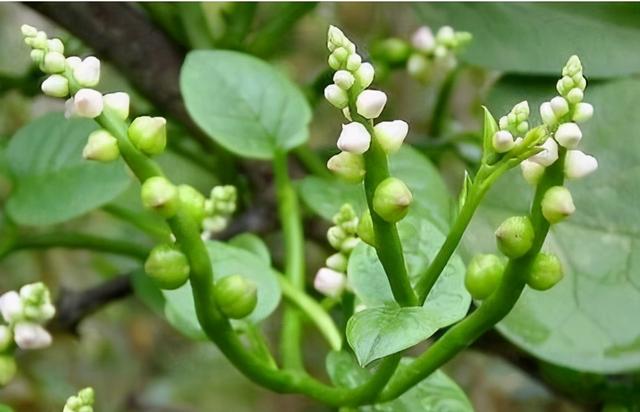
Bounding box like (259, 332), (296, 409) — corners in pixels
(378, 152), (566, 401)
(273, 150), (306, 369)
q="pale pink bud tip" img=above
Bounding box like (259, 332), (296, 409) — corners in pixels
(314, 268), (347, 298)
(14, 322), (52, 350)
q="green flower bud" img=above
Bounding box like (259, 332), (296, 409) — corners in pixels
(42, 51), (66, 74)
(82, 130), (120, 162)
(141, 176), (179, 218)
(128, 116), (167, 156)
(144, 244), (190, 290)
(327, 226), (347, 250)
(0, 354), (16, 386)
(357, 209), (376, 247)
(213, 275), (257, 319)
(326, 252), (348, 272)
(495, 216), (535, 258)
(78, 387), (95, 405)
(541, 186), (575, 224)
(333, 204), (358, 232)
(528, 253), (564, 291)
(371, 38), (411, 65)
(339, 237), (360, 254)
(327, 152), (365, 183)
(372, 177), (412, 223)
(178, 185), (206, 225)
(465, 254), (506, 300)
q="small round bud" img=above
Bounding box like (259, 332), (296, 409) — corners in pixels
(346, 53), (362, 71)
(66, 56), (81, 69)
(353, 62), (375, 90)
(0, 291), (23, 324)
(178, 185), (206, 225)
(372, 38), (411, 65)
(21, 24), (38, 37)
(337, 122), (371, 154)
(465, 254), (506, 300)
(566, 88), (584, 104)
(213, 275), (258, 319)
(41, 74), (69, 98)
(550, 96), (569, 118)
(412, 26), (436, 53)
(73, 88), (104, 118)
(327, 25), (347, 52)
(78, 387), (95, 405)
(327, 226), (347, 250)
(141, 176), (179, 217)
(30, 49), (44, 64)
(554, 122), (582, 148)
(492, 130), (515, 153)
(333, 70), (355, 90)
(327, 151), (365, 182)
(530, 137), (559, 167)
(47, 38), (64, 54)
(539, 102), (557, 126)
(528, 253), (563, 291)
(340, 237), (360, 254)
(29, 31), (48, 49)
(355, 90), (387, 119)
(102, 92), (130, 120)
(42, 51), (66, 74)
(572, 102), (593, 123)
(516, 121), (529, 135)
(373, 177), (412, 223)
(541, 186), (575, 224)
(14, 322), (52, 350)
(0, 354), (16, 386)
(564, 150), (598, 179)
(72, 56), (100, 87)
(357, 209), (376, 247)
(520, 159), (545, 185)
(374, 120), (409, 154)
(324, 84), (349, 109)
(314, 267), (347, 298)
(436, 25), (456, 46)
(128, 116), (167, 156)
(145, 244), (190, 290)
(83, 130), (119, 162)
(407, 53), (432, 83)
(326, 252), (348, 272)
(202, 216), (228, 234)
(495, 216), (535, 258)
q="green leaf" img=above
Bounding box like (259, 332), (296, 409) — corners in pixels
(180, 50), (311, 159)
(5, 113), (131, 226)
(347, 217), (470, 364)
(326, 352), (474, 411)
(228, 233), (271, 265)
(471, 77), (640, 373)
(298, 145), (452, 231)
(416, 3), (640, 78)
(0, 404), (15, 412)
(162, 241), (281, 339)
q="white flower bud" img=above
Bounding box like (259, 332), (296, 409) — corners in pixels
(564, 150), (598, 179)
(374, 120), (409, 154)
(407, 53), (431, 82)
(66, 56), (81, 70)
(31, 31), (48, 49)
(327, 25), (347, 52)
(203, 216), (228, 234)
(47, 38), (64, 54)
(42, 51), (66, 74)
(314, 267), (347, 298)
(517, 121), (529, 135)
(576, 77), (587, 91)
(555, 122), (582, 148)
(333, 70), (355, 90)
(41, 74), (69, 98)
(14, 322), (52, 350)
(412, 26), (436, 52)
(73, 88), (104, 118)
(566, 88), (584, 104)
(326, 253), (348, 272)
(539, 102), (557, 126)
(324, 84), (349, 109)
(354, 62), (375, 89)
(327, 151), (365, 182)
(21, 24), (38, 37)
(542, 186), (575, 224)
(530, 137), (559, 167)
(337, 122), (371, 154)
(83, 129), (120, 162)
(436, 26), (456, 46)
(492, 130), (515, 153)
(520, 159), (545, 185)
(0, 325), (12, 352)
(0, 291), (23, 323)
(73, 56), (100, 87)
(572, 102), (593, 123)
(30, 49), (44, 64)
(550, 96), (569, 118)
(355, 90), (387, 119)
(346, 54), (362, 71)
(433, 45), (448, 58)
(513, 100), (530, 118)
(102, 92), (130, 120)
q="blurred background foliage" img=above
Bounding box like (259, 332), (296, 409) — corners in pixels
(0, 2), (639, 411)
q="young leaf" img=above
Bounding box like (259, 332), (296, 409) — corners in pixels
(228, 233), (271, 265)
(5, 113), (131, 226)
(180, 50), (311, 159)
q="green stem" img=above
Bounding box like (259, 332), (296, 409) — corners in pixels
(352, 110), (417, 307)
(273, 150), (306, 370)
(430, 65), (462, 138)
(294, 144), (332, 178)
(278, 274), (342, 351)
(102, 203), (172, 242)
(378, 151), (566, 402)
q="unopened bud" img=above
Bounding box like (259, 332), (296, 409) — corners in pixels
(327, 226), (347, 250)
(572, 102), (593, 123)
(564, 150), (598, 179)
(566, 88), (584, 104)
(550, 96), (569, 118)
(528, 252), (563, 291)
(373, 177), (412, 223)
(41, 74), (69, 98)
(213, 275), (257, 319)
(30, 49), (44, 64)
(178, 185), (206, 225)
(541, 186), (575, 224)
(314, 268), (347, 298)
(357, 209), (376, 247)
(326, 253), (348, 272)
(102, 92), (130, 120)
(492, 130), (515, 153)
(340, 237), (360, 254)
(128, 116), (167, 155)
(436, 26), (456, 46)
(0, 354), (16, 386)
(539, 102), (557, 126)
(14, 322), (52, 350)
(520, 159), (545, 185)
(412, 26), (436, 52)
(83, 130), (119, 162)
(355, 90), (387, 119)
(21, 24), (38, 37)
(346, 53), (362, 71)
(324, 84), (349, 109)
(145, 244), (190, 290)
(47, 38), (64, 54)
(327, 151), (365, 182)
(495, 216), (535, 258)
(374, 120), (408, 154)
(530, 137), (558, 167)
(0, 291), (23, 324)
(554, 122), (582, 148)
(72, 56), (100, 87)
(337, 122), (371, 154)
(72, 88), (104, 118)
(333, 70), (355, 90)
(353, 62), (375, 90)
(141, 176), (179, 217)
(42, 51), (66, 74)
(407, 53), (432, 83)
(465, 254), (506, 300)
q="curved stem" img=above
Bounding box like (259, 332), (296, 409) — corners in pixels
(273, 150), (306, 370)
(102, 203), (172, 242)
(378, 151), (566, 401)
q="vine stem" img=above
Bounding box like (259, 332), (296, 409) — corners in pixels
(378, 149), (566, 401)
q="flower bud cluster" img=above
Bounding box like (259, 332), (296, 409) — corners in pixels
(314, 204), (359, 298)
(202, 185), (238, 239)
(407, 25), (471, 84)
(324, 26), (409, 183)
(63, 387), (95, 412)
(492, 101), (530, 153)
